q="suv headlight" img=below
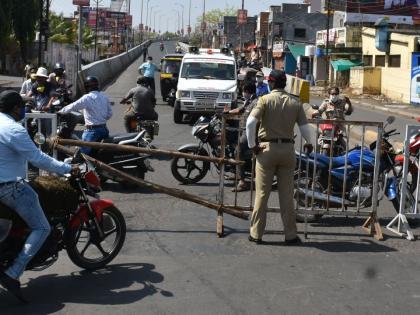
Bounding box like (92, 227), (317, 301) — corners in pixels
(179, 90), (191, 98)
(222, 92), (233, 100)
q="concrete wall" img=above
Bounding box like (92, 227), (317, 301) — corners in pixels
(77, 40), (151, 96)
(350, 66), (381, 95)
(362, 27), (417, 103)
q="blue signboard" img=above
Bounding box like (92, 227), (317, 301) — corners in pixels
(411, 52), (420, 105)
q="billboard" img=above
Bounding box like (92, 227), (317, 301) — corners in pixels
(73, 0), (90, 6)
(237, 9), (248, 25)
(411, 52), (420, 105)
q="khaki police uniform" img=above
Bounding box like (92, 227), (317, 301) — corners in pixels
(249, 89), (308, 240)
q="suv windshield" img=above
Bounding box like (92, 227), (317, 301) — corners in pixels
(181, 61), (235, 80)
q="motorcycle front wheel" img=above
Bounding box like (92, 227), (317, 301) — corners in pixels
(171, 146), (211, 184)
(66, 206), (126, 270)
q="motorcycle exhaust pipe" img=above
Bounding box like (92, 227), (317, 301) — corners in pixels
(296, 188), (351, 206)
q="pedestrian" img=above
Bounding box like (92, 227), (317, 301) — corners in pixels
(246, 70), (314, 244)
(120, 75), (158, 133)
(255, 71), (269, 98)
(59, 76), (112, 154)
(138, 56), (160, 96)
(143, 46), (148, 62)
(225, 81), (258, 192)
(0, 90), (78, 302)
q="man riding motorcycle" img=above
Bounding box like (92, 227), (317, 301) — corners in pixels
(237, 52), (248, 70)
(311, 87), (353, 152)
(120, 75), (158, 133)
(27, 67), (54, 111)
(48, 62), (68, 90)
(160, 42), (164, 51)
(20, 65), (37, 96)
(59, 76), (113, 154)
(0, 90), (78, 301)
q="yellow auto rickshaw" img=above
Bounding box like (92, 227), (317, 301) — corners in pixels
(160, 54), (183, 106)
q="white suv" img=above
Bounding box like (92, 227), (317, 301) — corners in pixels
(174, 47), (237, 123)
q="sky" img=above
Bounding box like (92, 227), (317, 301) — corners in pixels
(50, 0), (302, 32)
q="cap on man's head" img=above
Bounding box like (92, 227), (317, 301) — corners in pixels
(256, 71), (264, 77)
(147, 56), (153, 61)
(0, 90), (28, 113)
(35, 67), (49, 78)
(268, 69), (287, 83)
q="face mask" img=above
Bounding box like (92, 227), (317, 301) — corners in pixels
(330, 95), (339, 103)
(256, 77), (263, 83)
(37, 85), (45, 93)
(243, 92), (250, 100)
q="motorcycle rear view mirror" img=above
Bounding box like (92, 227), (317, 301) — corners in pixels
(417, 116), (420, 123)
(386, 116), (395, 125)
(33, 132), (46, 145)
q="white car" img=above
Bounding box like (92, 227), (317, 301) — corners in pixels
(173, 47), (237, 123)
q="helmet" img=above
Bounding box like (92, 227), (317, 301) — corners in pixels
(54, 62), (65, 75)
(240, 52), (246, 58)
(84, 76), (100, 91)
(136, 75), (146, 85)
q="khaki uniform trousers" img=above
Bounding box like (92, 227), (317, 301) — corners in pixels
(250, 142), (297, 240)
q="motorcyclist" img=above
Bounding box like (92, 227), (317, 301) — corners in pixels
(27, 67), (55, 111)
(255, 71), (269, 98)
(48, 62), (67, 90)
(175, 45), (182, 53)
(225, 81), (258, 191)
(0, 90), (78, 302)
(311, 87), (353, 121)
(120, 75), (158, 133)
(20, 65), (37, 96)
(237, 52), (248, 69)
(59, 76), (112, 154)
(160, 41), (164, 51)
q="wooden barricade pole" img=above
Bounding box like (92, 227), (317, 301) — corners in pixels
(47, 139), (249, 221)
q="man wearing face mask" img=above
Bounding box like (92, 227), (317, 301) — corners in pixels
(138, 56), (160, 96)
(255, 71), (269, 98)
(27, 67), (54, 111)
(312, 87), (353, 121)
(226, 81), (258, 191)
(0, 90), (78, 301)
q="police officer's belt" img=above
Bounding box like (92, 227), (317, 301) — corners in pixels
(85, 124), (106, 130)
(259, 138), (295, 144)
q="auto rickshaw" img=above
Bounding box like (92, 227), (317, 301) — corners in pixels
(160, 54), (183, 106)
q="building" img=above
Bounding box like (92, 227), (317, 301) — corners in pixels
(350, 27), (420, 104)
(220, 15), (257, 50)
(267, 3), (328, 78)
(255, 12), (269, 66)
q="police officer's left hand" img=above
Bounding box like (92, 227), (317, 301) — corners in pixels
(251, 144), (264, 155)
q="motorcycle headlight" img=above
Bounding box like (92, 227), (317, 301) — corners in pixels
(180, 90), (191, 98)
(222, 92), (233, 100)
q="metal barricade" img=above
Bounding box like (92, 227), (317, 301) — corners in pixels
(24, 112), (58, 178)
(387, 124), (420, 240)
(218, 116), (386, 240)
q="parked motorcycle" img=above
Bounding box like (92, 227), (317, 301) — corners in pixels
(171, 114), (250, 184)
(294, 116), (400, 222)
(0, 148), (126, 274)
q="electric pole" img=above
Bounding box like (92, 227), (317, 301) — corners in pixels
(140, 0), (144, 43)
(325, 0), (331, 90)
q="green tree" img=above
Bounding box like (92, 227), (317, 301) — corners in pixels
(49, 12), (94, 48)
(196, 7), (237, 29)
(11, 0), (40, 63)
(0, 0), (14, 70)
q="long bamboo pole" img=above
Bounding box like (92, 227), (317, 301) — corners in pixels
(54, 138), (243, 166)
(47, 140), (248, 220)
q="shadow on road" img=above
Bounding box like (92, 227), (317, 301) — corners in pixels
(0, 263), (172, 313)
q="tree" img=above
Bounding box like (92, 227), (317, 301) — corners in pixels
(0, 0), (14, 70)
(11, 0), (40, 63)
(49, 12), (94, 48)
(196, 7), (237, 30)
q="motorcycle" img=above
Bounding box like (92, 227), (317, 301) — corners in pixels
(0, 148), (126, 275)
(171, 114), (251, 184)
(311, 104), (348, 156)
(124, 101), (159, 142)
(294, 116), (400, 221)
(160, 43), (164, 51)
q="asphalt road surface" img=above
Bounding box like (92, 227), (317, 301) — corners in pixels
(2, 41), (420, 314)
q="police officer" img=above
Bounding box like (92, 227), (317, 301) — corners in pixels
(246, 70), (314, 244)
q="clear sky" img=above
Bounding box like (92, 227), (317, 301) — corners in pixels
(51, 0), (302, 32)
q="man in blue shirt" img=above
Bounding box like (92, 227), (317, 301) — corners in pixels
(138, 56), (160, 96)
(255, 71), (270, 98)
(0, 90), (77, 301)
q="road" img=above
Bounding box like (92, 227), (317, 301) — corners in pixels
(2, 41), (420, 314)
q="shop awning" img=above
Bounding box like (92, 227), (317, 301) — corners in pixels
(287, 44), (306, 60)
(330, 59), (363, 71)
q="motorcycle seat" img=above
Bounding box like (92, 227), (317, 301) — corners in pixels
(104, 133), (139, 144)
(309, 153), (349, 168)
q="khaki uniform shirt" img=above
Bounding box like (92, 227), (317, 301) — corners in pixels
(250, 89), (308, 141)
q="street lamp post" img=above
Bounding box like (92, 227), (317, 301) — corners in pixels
(188, 0), (191, 38)
(158, 14), (165, 34)
(175, 3), (184, 36)
(149, 5), (158, 37)
(140, 0), (144, 43)
(153, 11), (158, 33)
(93, 0), (103, 61)
(145, 0), (151, 38)
(201, 0), (206, 47)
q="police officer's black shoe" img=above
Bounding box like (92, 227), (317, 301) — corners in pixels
(248, 235), (263, 244)
(0, 271), (28, 303)
(284, 236), (302, 246)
